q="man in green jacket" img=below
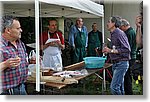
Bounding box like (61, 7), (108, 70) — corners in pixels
(120, 19), (136, 95)
(87, 23), (102, 57)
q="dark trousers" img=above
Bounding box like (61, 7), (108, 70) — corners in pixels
(124, 59), (135, 95)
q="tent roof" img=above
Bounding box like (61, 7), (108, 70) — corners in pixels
(2, 0), (103, 18)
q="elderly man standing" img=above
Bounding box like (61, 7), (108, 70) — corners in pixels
(0, 15), (29, 95)
(69, 17), (88, 64)
(120, 19), (136, 95)
(102, 16), (131, 95)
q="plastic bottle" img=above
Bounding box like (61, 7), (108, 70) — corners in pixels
(29, 50), (36, 64)
(112, 45), (116, 51)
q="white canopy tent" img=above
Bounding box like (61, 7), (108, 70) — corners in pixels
(39, 0), (103, 18)
(1, 0), (105, 92)
(2, 0), (103, 18)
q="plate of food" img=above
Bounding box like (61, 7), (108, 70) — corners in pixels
(53, 71), (84, 76)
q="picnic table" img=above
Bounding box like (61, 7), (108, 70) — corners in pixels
(27, 61), (112, 94)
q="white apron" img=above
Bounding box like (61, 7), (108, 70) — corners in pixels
(43, 32), (63, 71)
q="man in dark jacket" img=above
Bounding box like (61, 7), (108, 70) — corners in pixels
(87, 23), (103, 57)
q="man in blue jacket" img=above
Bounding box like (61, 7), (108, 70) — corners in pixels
(69, 18), (88, 64)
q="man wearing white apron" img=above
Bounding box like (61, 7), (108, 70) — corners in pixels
(40, 19), (65, 71)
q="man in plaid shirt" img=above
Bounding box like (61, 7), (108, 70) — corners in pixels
(0, 15), (29, 95)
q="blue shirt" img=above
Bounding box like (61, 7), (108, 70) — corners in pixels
(109, 28), (131, 61)
(68, 25), (88, 47)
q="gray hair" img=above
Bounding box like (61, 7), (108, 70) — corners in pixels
(110, 16), (122, 28)
(120, 19), (130, 27)
(1, 15), (18, 33)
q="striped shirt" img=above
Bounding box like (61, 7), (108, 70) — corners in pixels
(0, 36), (29, 90)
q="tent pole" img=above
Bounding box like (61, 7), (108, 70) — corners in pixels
(35, 0), (40, 92)
(102, 15), (106, 91)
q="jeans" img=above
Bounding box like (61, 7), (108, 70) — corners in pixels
(1, 83), (27, 95)
(110, 61), (129, 95)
